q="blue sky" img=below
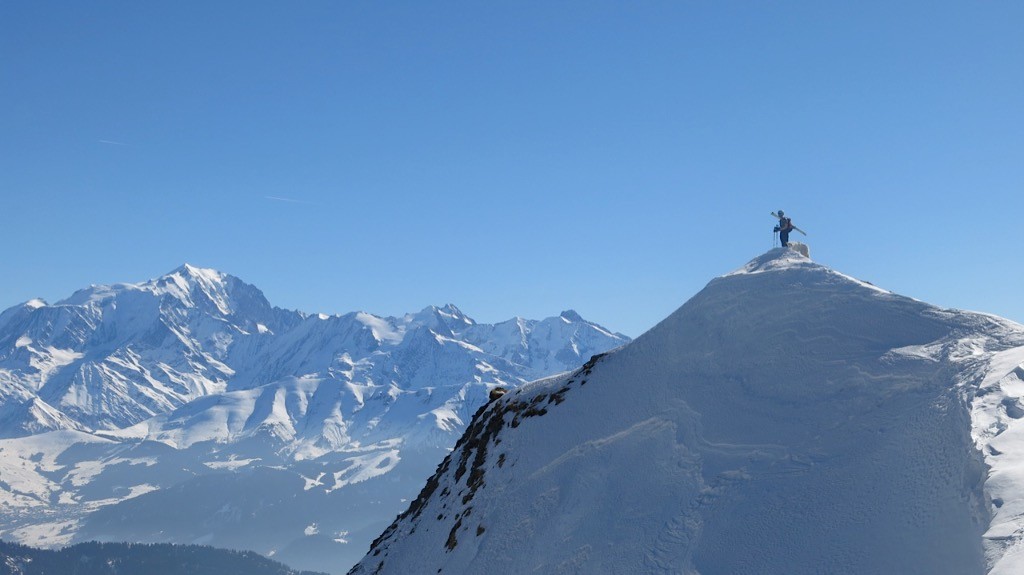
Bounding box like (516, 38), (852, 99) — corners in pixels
(2, 1), (1021, 337)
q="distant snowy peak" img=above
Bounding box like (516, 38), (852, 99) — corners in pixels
(459, 309), (628, 381)
(558, 309), (583, 322)
(405, 305), (469, 339)
(154, 264), (287, 327)
(149, 264), (236, 314)
(0, 265), (295, 433)
(52, 263), (276, 323)
(410, 304), (475, 330)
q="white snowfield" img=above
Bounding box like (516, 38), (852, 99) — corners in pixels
(350, 248), (1024, 575)
(0, 265), (627, 574)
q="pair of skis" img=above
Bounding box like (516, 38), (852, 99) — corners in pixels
(770, 212), (807, 236)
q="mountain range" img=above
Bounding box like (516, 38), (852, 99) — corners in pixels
(0, 265), (628, 574)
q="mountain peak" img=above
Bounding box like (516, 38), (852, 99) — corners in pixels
(725, 246), (814, 276)
(143, 264), (242, 318)
(349, 249), (1024, 575)
(719, 248), (889, 300)
(408, 304), (476, 334)
(559, 309), (584, 322)
(436, 303), (474, 326)
(164, 263), (230, 285)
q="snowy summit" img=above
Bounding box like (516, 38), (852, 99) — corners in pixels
(351, 248), (1024, 575)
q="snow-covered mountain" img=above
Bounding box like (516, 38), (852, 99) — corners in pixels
(0, 265), (628, 574)
(0, 265), (289, 434)
(350, 249), (1024, 575)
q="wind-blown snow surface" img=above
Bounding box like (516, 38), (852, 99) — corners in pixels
(350, 249), (1024, 575)
(0, 265), (628, 574)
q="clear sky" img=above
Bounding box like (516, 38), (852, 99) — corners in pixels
(2, 1), (1022, 337)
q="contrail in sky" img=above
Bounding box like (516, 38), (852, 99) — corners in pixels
(98, 139), (130, 146)
(266, 195), (317, 205)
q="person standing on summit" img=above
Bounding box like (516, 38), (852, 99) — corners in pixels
(774, 210), (795, 247)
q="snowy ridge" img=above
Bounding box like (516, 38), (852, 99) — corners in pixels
(0, 267), (626, 438)
(351, 248), (1024, 575)
(0, 265), (628, 574)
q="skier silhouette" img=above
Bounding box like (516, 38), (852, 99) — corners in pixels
(774, 210), (795, 247)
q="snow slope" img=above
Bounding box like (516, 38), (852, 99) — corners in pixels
(350, 248), (1024, 575)
(0, 266), (628, 574)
